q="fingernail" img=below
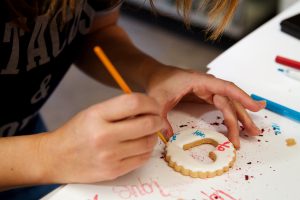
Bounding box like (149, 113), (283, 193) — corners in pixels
(233, 141), (240, 150)
(250, 124), (261, 135)
(257, 127), (262, 134)
(258, 100), (266, 109)
(162, 129), (172, 138)
(254, 125), (261, 134)
(229, 137), (240, 149)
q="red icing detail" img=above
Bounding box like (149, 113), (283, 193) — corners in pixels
(217, 141), (231, 151)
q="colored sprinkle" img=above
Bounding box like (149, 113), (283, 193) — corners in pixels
(286, 138), (297, 146)
(272, 123), (281, 135)
(193, 130), (205, 137)
(179, 125), (187, 128)
(245, 175), (249, 180)
(247, 162), (252, 165)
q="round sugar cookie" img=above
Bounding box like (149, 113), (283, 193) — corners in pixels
(165, 129), (236, 178)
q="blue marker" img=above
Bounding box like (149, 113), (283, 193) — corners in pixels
(251, 94), (300, 123)
(278, 68), (300, 82)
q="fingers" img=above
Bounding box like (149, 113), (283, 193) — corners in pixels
(94, 93), (161, 121)
(112, 115), (164, 141)
(117, 152), (152, 178)
(204, 76), (265, 111)
(163, 118), (174, 139)
(213, 95), (240, 148)
(232, 101), (261, 136)
(117, 134), (157, 159)
(103, 135), (157, 180)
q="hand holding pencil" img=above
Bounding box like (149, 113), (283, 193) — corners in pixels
(93, 46), (168, 144)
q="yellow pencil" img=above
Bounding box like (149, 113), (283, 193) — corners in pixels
(93, 46), (168, 144)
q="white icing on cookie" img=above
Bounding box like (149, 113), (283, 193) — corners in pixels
(166, 129), (236, 173)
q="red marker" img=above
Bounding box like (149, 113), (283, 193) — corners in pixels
(275, 55), (300, 70)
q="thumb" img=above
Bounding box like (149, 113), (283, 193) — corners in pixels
(162, 117), (174, 139)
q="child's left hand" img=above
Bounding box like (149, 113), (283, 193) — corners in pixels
(146, 66), (265, 149)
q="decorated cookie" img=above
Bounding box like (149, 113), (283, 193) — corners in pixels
(165, 129), (236, 178)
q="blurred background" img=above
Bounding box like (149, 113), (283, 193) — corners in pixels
(41, 0), (299, 131)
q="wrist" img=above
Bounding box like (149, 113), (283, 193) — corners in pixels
(35, 131), (62, 184)
(0, 133), (60, 188)
(144, 63), (180, 93)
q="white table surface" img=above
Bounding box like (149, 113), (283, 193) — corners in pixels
(208, 1), (300, 111)
(43, 2), (300, 200)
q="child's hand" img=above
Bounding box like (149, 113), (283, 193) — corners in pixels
(146, 66), (265, 149)
(40, 93), (164, 184)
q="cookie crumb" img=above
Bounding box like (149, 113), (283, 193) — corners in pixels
(286, 138), (296, 147)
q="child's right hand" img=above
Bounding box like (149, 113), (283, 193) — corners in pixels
(39, 93), (164, 184)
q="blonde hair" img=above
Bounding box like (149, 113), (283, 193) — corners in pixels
(6, 0), (238, 39)
(150, 0), (239, 40)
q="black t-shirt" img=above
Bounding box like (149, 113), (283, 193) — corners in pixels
(0, 0), (123, 136)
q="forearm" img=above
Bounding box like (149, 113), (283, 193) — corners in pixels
(75, 24), (169, 91)
(0, 133), (51, 189)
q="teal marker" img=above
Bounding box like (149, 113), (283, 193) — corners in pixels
(251, 94), (300, 122)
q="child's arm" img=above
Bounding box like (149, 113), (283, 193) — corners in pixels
(74, 8), (265, 148)
(0, 94), (163, 189)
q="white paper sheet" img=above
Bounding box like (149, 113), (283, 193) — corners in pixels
(44, 103), (300, 200)
(207, 1), (300, 112)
